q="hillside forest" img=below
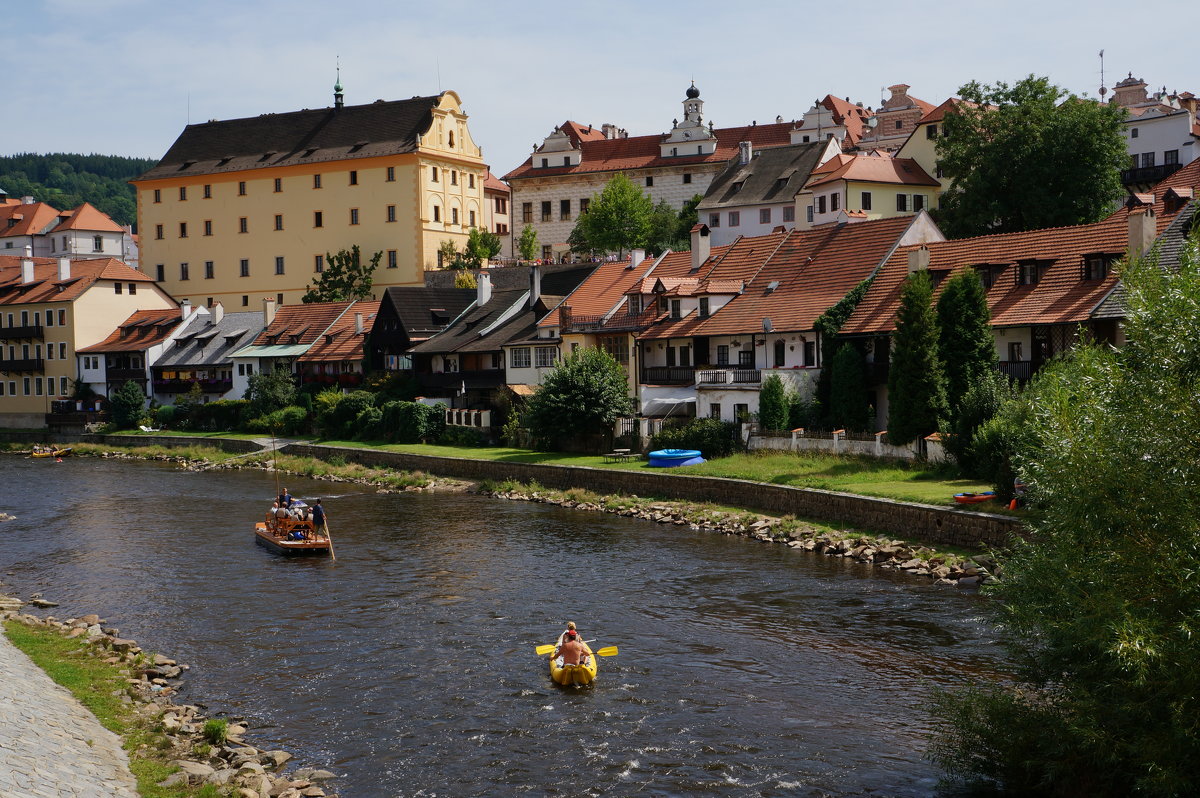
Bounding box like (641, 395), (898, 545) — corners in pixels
(0, 153), (158, 229)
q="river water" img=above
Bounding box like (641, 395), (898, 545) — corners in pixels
(0, 456), (1005, 797)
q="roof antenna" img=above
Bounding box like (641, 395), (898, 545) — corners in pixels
(1098, 49), (1107, 99)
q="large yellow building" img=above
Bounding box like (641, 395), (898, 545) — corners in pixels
(134, 88), (485, 310)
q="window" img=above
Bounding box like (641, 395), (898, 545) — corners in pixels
(831, 193), (840, 212)
(180, 263), (189, 281)
(273, 178), (282, 193)
(314, 211), (323, 228)
(975, 264), (999, 289)
(1142, 152), (1156, 168)
(386, 166), (395, 182)
(60, 376), (67, 395)
(155, 224), (164, 240)
(926, 124), (938, 139)
(1130, 128), (1139, 139)
(433, 205), (441, 222)
(242, 295), (249, 306)
(386, 205), (396, 222)
(541, 245), (552, 260)
(522, 202), (533, 223)
(580, 198), (590, 214)
(313, 174), (322, 189)
(240, 259), (250, 277)
(350, 208), (360, 225)
(153, 189), (161, 203)
(709, 213), (720, 228)
(469, 210), (476, 227)
(717, 345), (729, 365)
(783, 206), (795, 222)
(349, 170), (358, 185)
(563, 156), (570, 167)
(431, 166), (439, 182)
(451, 170), (457, 186)
(205, 261), (214, 279)
(511, 347), (531, 368)
(645, 176), (654, 188)
(238, 181), (246, 195)
(1017, 260), (1041, 286)
(89, 234), (103, 252)
(734, 403), (750, 422)
(45, 310), (53, 327)
(239, 217), (248, 233)
(179, 186), (187, 201)
(738, 349), (754, 367)
(913, 195), (925, 212)
(683, 173), (692, 184)
(560, 199), (571, 220)
(20, 378), (27, 396)
(448, 131), (455, 147)
(34, 377), (42, 396)
(155, 264), (164, 281)
(535, 346), (557, 368)
(817, 196), (827, 214)
(806, 206), (814, 223)
(729, 211), (740, 226)
(1165, 150), (1180, 165)
(314, 255), (324, 273)
(759, 208), (771, 225)
(203, 220), (212, 236)
(540, 158), (548, 168)
(179, 222), (188, 238)
(1008, 342), (1023, 362)
(274, 214), (283, 230)
(670, 299), (682, 320)
(387, 250), (397, 269)
(541, 201), (552, 221)
(114, 282), (123, 294)
(896, 194), (908, 212)
(451, 207), (459, 225)
(774, 339), (785, 367)
(1083, 254), (1113, 281)
(203, 184), (211, 198)
(275, 257), (285, 275)
(862, 191), (873, 211)
(804, 341), (815, 366)
(129, 282), (137, 295)
(277, 293), (283, 305)
(699, 297), (710, 317)
(468, 174), (475, 188)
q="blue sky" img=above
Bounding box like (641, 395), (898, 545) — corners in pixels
(4, 0), (1188, 177)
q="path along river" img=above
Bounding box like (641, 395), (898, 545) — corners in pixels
(0, 457), (1007, 797)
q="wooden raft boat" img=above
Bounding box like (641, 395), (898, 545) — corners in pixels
(254, 502), (331, 556)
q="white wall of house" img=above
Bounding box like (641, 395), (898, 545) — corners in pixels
(1123, 110), (1197, 168)
(706, 203), (795, 246)
(503, 341), (561, 386)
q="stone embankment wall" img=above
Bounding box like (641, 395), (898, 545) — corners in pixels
(284, 444), (1020, 549)
(0, 431), (262, 454)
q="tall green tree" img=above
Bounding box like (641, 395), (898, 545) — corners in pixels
(935, 268), (998, 421)
(935, 76), (1127, 238)
(302, 245), (381, 303)
(757, 373), (788, 431)
(932, 232), (1200, 796)
(108, 380), (146, 429)
(526, 347), (633, 448)
(573, 173), (653, 257)
(886, 271), (947, 445)
(245, 367), (298, 420)
(828, 343), (870, 431)
(517, 224), (539, 262)
(466, 227), (502, 264)
(813, 277), (873, 421)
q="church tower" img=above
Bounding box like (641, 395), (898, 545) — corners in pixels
(660, 82), (718, 157)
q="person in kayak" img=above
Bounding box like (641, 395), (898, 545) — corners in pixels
(558, 628), (587, 666)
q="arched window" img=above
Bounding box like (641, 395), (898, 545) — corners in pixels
(774, 339), (785, 368)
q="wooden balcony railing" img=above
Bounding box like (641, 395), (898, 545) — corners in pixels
(641, 366), (696, 385)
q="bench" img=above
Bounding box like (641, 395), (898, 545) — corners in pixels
(603, 449), (637, 464)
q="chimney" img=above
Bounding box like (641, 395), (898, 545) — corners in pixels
(529, 265), (542, 308)
(263, 296), (277, 327)
(355, 312), (364, 335)
(690, 224), (711, 272)
(212, 302), (224, 325)
(180, 299), (191, 319)
(602, 123), (618, 140)
(21, 196), (34, 205)
(739, 141), (752, 165)
(630, 249), (645, 270)
(907, 246), (930, 273)
(21, 258), (35, 284)
(476, 271), (492, 305)
(1128, 207), (1156, 260)
(57, 257), (71, 281)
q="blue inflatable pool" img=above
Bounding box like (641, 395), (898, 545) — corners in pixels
(647, 449), (706, 468)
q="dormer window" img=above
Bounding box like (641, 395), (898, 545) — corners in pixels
(628, 294), (642, 314)
(541, 158), (549, 168)
(670, 299), (682, 320)
(1083, 254), (1115, 281)
(1016, 260), (1047, 286)
(699, 297), (710, 318)
(731, 181), (743, 193)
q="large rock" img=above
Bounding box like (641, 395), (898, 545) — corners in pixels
(171, 760), (216, 783)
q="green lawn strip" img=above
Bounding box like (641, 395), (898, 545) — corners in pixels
(3, 621), (208, 798)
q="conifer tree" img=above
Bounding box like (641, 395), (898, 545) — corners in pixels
(828, 343), (870, 432)
(936, 269), (998, 421)
(757, 373), (788, 431)
(886, 271), (947, 445)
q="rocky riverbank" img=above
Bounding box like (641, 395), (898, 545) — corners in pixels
(1, 593), (340, 798)
(478, 482), (1000, 588)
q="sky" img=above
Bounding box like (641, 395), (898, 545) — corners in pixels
(2, 0), (1189, 178)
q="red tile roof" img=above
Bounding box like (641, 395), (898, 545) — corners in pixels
(54, 202), (124, 233)
(483, 168), (509, 194)
(77, 308), (183, 353)
(0, 202), (61, 238)
(805, 153), (939, 189)
(297, 300), (380, 362)
(250, 300), (355, 346)
(0, 256), (153, 305)
(504, 122), (794, 181)
(538, 259), (638, 327)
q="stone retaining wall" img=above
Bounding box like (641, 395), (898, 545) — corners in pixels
(284, 443), (1021, 549)
(0, 431), (263, 454)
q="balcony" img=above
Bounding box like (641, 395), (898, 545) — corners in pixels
(0, 357), (44, 373)
(997, 360), (1035, 382)
(107, 367), (146, 381)
(0, 324), (44, 340)
(641, 366), (696, 385)
(1121, 162), (1183, 186)
(697, 368), (762, 386)
(153, 378), (233, 394)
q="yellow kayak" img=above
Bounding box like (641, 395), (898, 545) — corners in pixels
(550, 643), (597, 686)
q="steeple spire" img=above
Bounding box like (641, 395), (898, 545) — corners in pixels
(334, 60), (344, 109)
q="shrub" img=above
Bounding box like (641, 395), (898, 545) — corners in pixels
(439, 426), (487, 446)
(787, 391), (820, 430)
(943, 370), (1013, 476)
(108, 380), (146, 429)
(828, 343), (871, 431)
(757, 373), (788, 431)
(202, 718), (228, 745)
(154, 404), (176, 428)
(191, 399), (248, 432)
(354, 405), (383, 440)
(246, 405), (309, 436)
(650, 417), (740, 458)
(326, 390), (374, 438)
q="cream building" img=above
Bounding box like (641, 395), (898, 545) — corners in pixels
(0, 255), (176, 428)
(134, 85), (486, 309)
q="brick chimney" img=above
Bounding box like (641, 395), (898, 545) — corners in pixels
(262, 296), (277, 327)
(690, 223), (711, 272)
(1128, 207), (1156, 260)
(21, 258), (34, 284)
(57, 257), (70, 281)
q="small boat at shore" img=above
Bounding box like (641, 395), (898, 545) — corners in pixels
(954, 491), (995, 504)
(254, 501), (332, 556)
(550, 643), (597, 686)
(30, 447), (71, 459)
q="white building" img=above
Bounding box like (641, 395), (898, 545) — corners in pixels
(1107, 74), (1199, 189)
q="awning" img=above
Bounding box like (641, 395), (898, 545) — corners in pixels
(641, 398), (695, 418)
(509, 384), (537, 397)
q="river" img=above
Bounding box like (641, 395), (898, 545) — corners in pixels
(0, 456), (1006, 796)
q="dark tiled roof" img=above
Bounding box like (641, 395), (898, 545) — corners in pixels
(380, 286), (475, 340)
(137, 95), (443, 181)
(698, 142), (828, 211)
(1093, 201), (1198, 319)
(155, 310), (265, 368)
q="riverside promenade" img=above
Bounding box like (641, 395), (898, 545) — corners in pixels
(0, 630), (139, 798)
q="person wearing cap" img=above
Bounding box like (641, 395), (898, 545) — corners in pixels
(558, 628), (587, 666)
